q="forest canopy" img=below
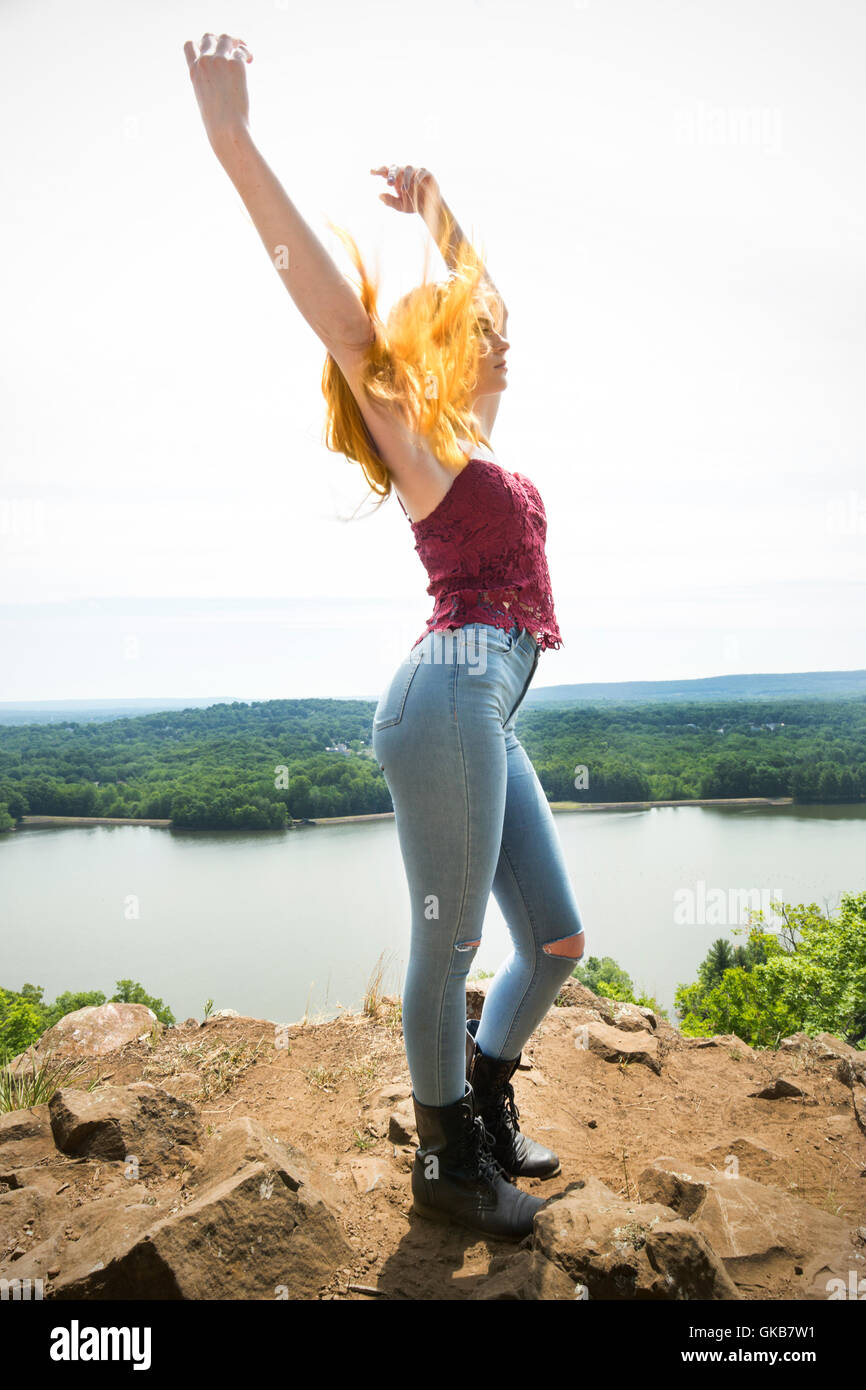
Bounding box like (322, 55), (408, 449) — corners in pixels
(0, 695), (864, 830)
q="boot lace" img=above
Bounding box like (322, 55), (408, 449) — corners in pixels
(464, 1113), (506, 1187)
(487, 1080), (521, 1137)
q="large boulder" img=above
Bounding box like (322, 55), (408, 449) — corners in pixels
(49, 1083), (203, 1178)
(45, 1117), (351, 1299)
(9, 1004), (161, 1073)
(638, 1158), (862, 1299)
(533, 1175), (740, 1300)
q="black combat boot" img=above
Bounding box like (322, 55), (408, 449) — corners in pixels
(465, 1017), (561, 1179)
(411, 1083), (544, 1240)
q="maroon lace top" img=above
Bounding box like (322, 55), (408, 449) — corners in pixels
(396, 446), (563, 651)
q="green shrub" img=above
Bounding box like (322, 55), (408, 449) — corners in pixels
(675, 893), (866, 1049)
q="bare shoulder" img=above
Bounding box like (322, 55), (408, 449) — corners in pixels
(324, 323), (463, 521)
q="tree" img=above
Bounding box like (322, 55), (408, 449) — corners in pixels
(675, 894), (866, 1047)
(111, 980), (175, 1027)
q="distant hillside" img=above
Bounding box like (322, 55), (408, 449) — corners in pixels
(0, 698), (244, 727)
(1, 692), (864, 828)
(525, 670), (866, 706)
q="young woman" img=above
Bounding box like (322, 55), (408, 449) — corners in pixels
(185, 32), (587, 1242)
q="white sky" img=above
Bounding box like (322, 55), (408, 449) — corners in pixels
(2, 0), (865, 700)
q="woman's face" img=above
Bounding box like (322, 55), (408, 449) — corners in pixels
(472, 310), (510, 398)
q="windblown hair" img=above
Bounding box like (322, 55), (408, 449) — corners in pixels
(320, 210), (504, 514)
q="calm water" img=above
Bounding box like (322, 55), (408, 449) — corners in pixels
(1, 805), (863, 1026)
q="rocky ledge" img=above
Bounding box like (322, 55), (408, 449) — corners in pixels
(1, 990), (864, 1300)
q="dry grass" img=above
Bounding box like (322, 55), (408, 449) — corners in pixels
(142, 1036), (267, 1102)
(0, 1049), (101, 1112)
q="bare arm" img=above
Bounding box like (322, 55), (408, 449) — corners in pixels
(218, 132), (374, 353)
(372, 166), (508, 439)
(185, 33), (373, 360)
(428, 185), (508, 440)
(424, 192), (507, 321)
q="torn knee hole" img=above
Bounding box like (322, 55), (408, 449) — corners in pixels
(542, 933), (584, 960)
(454, 939), (481, 953)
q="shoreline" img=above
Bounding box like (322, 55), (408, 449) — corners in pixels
(547, 796), (794, 812)
(11, 796), (797, 831)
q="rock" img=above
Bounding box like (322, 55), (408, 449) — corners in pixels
(469, 1248), (576, 1300)
(779, 1031), (826, 1057)
(0, 1185), (66, 1264)
(347, 1157), (391, 1195)
(553, 982), (616, 1024)
(49, 1083), (203, 1177)
(852, 1087), (866, 1139)
(186, 1116), (345, 1211)
(781, 1032), (866, 1086)
(643, 1219), (742, 1299)
(560, 1005), (609, 1031)
(7, 1004), (161, 1073)
(638, 1158), (860, 1299)
(683, 1034), (755, 1057)
(749, 1077), (804, 1100)
(0, 1107), (55, 1176)
(387, 1104), (416, 1145)
(534, 1175), (739, 1300)
(362, 1085), (415, 1145)
(632, 1163), (707, 1220)
(610, 1003), (656, 1034)
(369, 1083), (412, 1110)
(654, 1019), (686, 1048)
(814, 1033), (866, 1074)
(205, 1009), (240, 1021)
(580, 1022), (661, 1075)
(47, 1121), (352, 1299)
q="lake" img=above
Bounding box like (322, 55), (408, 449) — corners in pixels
(1, 804), (864, 1028)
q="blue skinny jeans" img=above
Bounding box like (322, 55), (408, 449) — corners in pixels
(372, 622), (586, 1107)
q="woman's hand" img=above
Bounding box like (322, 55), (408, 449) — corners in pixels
(183, 32), (254, 159)
(370, 164), (440, 220)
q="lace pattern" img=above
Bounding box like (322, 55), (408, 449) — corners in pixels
(406, 454), (563, 652)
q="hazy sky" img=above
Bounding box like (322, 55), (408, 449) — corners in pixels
(2, 0), (864, 700)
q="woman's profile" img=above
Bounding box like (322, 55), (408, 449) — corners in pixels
(184, 30), (587, 1241)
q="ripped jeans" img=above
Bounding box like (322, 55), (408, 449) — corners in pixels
(372, 622), (586, 1108)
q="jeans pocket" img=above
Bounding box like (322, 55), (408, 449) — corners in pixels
(372, 650), (423, 731)
(470, 623), (515, 656)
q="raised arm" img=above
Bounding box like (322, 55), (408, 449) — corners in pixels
(184, 33), (374, 361)
(372, 165), (508, 437)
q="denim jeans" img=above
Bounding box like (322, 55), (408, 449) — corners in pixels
(372, 622), (586, 1107)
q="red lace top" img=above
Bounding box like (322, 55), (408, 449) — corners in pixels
(396, 445), (563, 651)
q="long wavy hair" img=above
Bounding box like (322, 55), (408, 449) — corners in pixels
(320, 209), (504, 516)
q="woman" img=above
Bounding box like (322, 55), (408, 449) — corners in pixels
(184, 32), (587, 1242)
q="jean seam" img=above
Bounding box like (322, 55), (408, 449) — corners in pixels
(432, 657), (472, 1104)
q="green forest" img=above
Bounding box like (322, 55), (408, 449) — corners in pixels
(1, 694), (865, 831)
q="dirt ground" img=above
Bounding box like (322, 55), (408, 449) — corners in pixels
(72, 999), (866, 1301)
